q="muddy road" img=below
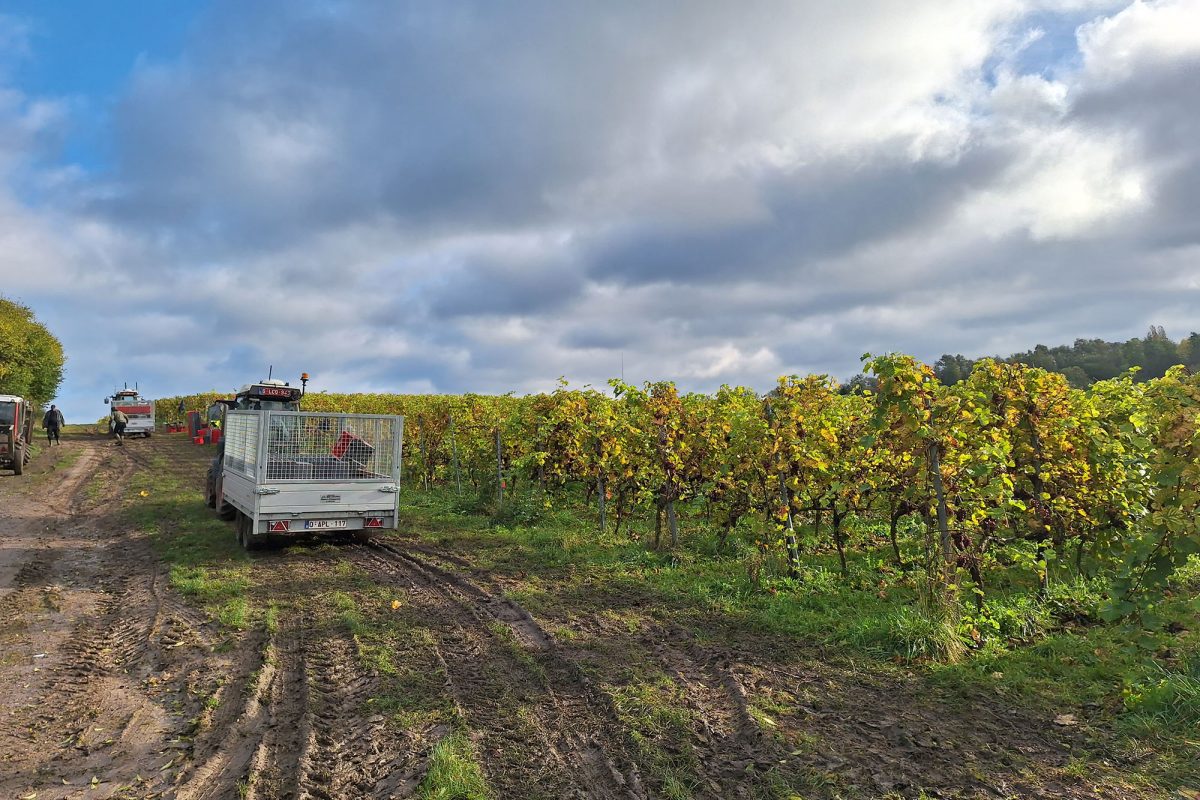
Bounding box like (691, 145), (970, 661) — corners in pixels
(0, 434), (1151, 799)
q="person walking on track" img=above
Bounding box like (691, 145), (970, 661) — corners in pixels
(42, 404), (65, 446)
(110, 407), (128, 446)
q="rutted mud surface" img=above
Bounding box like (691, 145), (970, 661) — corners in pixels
(350, 541), (648, 799)
(0, 434), (1159, 799)
(0, 435), (653, 799)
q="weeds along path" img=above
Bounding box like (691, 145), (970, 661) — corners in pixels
(346, 540), (649, 800)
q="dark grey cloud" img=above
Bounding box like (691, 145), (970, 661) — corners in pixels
(427, 259), (585, 319)
(585, 149), (1010, 285)
(98, 0), (656, 253)
(1070, 54), (1200, 249)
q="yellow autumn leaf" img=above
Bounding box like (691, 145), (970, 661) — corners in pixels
(390, 600), (401, 610)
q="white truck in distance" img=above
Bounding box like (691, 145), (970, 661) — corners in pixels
(107, 388), (155, 437)
(205, 379), (404, 550)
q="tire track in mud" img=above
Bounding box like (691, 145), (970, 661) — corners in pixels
(176, 612), (421, 800)
(386, 539), (789, 798)
(243, 617), (309, 800)
(0, 442), (104, 613)
(37, 557), (221, 792)
(558, 609), (792, 798)
(0, 439), (235, 798)
(296, 635), (424, 800)
(177, 611), (429, 800)
(647, 627), (780, 798)
(0, 555), (61, 628)
(33, 441), (105, 518)
(174, 632), (277, 800)
(351, 541), (648, 800)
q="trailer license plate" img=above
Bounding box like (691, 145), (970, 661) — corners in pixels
(305, 520), (349, 529)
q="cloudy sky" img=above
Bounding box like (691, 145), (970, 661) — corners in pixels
(0, 0), (1197, 418)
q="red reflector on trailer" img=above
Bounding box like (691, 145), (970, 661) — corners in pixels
(269, 520), (290, 533)
(364, 518), (384, 528)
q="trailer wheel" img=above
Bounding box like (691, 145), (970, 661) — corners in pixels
(236, 512), (262, 551)
(12, 446), (24, 476)
(216, 478), (237, 521)
(352, 530), (374, 544)
(205, 468), (217, 508)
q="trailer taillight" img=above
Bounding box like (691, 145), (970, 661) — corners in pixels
(269, 520), (290, 532)
(364, 518), (384, 528)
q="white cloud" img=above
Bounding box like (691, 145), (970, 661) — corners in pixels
(1078, 0), (1200, 83)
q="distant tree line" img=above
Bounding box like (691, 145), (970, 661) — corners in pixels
(0, 297), (65, 406)
(841, 328), (1200, 392)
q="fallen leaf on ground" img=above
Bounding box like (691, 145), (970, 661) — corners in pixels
(1053, 714), (1078, 726)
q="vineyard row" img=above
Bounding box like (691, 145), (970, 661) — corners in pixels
(157, 354), (1200, 620)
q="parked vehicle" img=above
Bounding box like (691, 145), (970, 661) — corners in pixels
(205, 378), (403, 549)
(106, 387), (155, 438)
(0, 394), (34, 475)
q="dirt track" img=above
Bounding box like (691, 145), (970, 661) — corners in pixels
(0, 437), (656, 799)
(0, 435), (1155, 799)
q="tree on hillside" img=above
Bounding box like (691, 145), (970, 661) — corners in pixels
(0, 297), (66, 406)
(933, 354), (975, 385)
(933, 327), (1198, 388)
(1180, 332), (1200, 372)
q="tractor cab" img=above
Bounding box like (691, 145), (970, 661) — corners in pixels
(205, 374), (309, 502)
(234, 380), (304, 411)
(0, 394), (34, 475)
(207, 380), (305, 426)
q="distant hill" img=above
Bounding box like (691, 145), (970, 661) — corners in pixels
(933, 327), (1200, 387)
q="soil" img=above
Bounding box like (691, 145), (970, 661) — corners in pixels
(0, 435), (1159, 799)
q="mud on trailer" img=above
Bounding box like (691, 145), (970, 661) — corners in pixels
(208, 408), (403, 549)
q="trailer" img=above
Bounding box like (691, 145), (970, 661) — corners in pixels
(107, 388), (155, 438)
(208, 408), (403, 549)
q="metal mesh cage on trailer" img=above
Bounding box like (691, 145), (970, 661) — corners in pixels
(259, 411), (402, 482)
(223, 411), (260, 479)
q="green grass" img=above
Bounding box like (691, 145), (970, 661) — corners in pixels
(418, 732), (491, 800)
(120, 452), (257, 629)
(844, 603), (967, 663)
(1123, 655), (1200, 734)
(607, 676), (699, 799)
(485, 621), (547, 684)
